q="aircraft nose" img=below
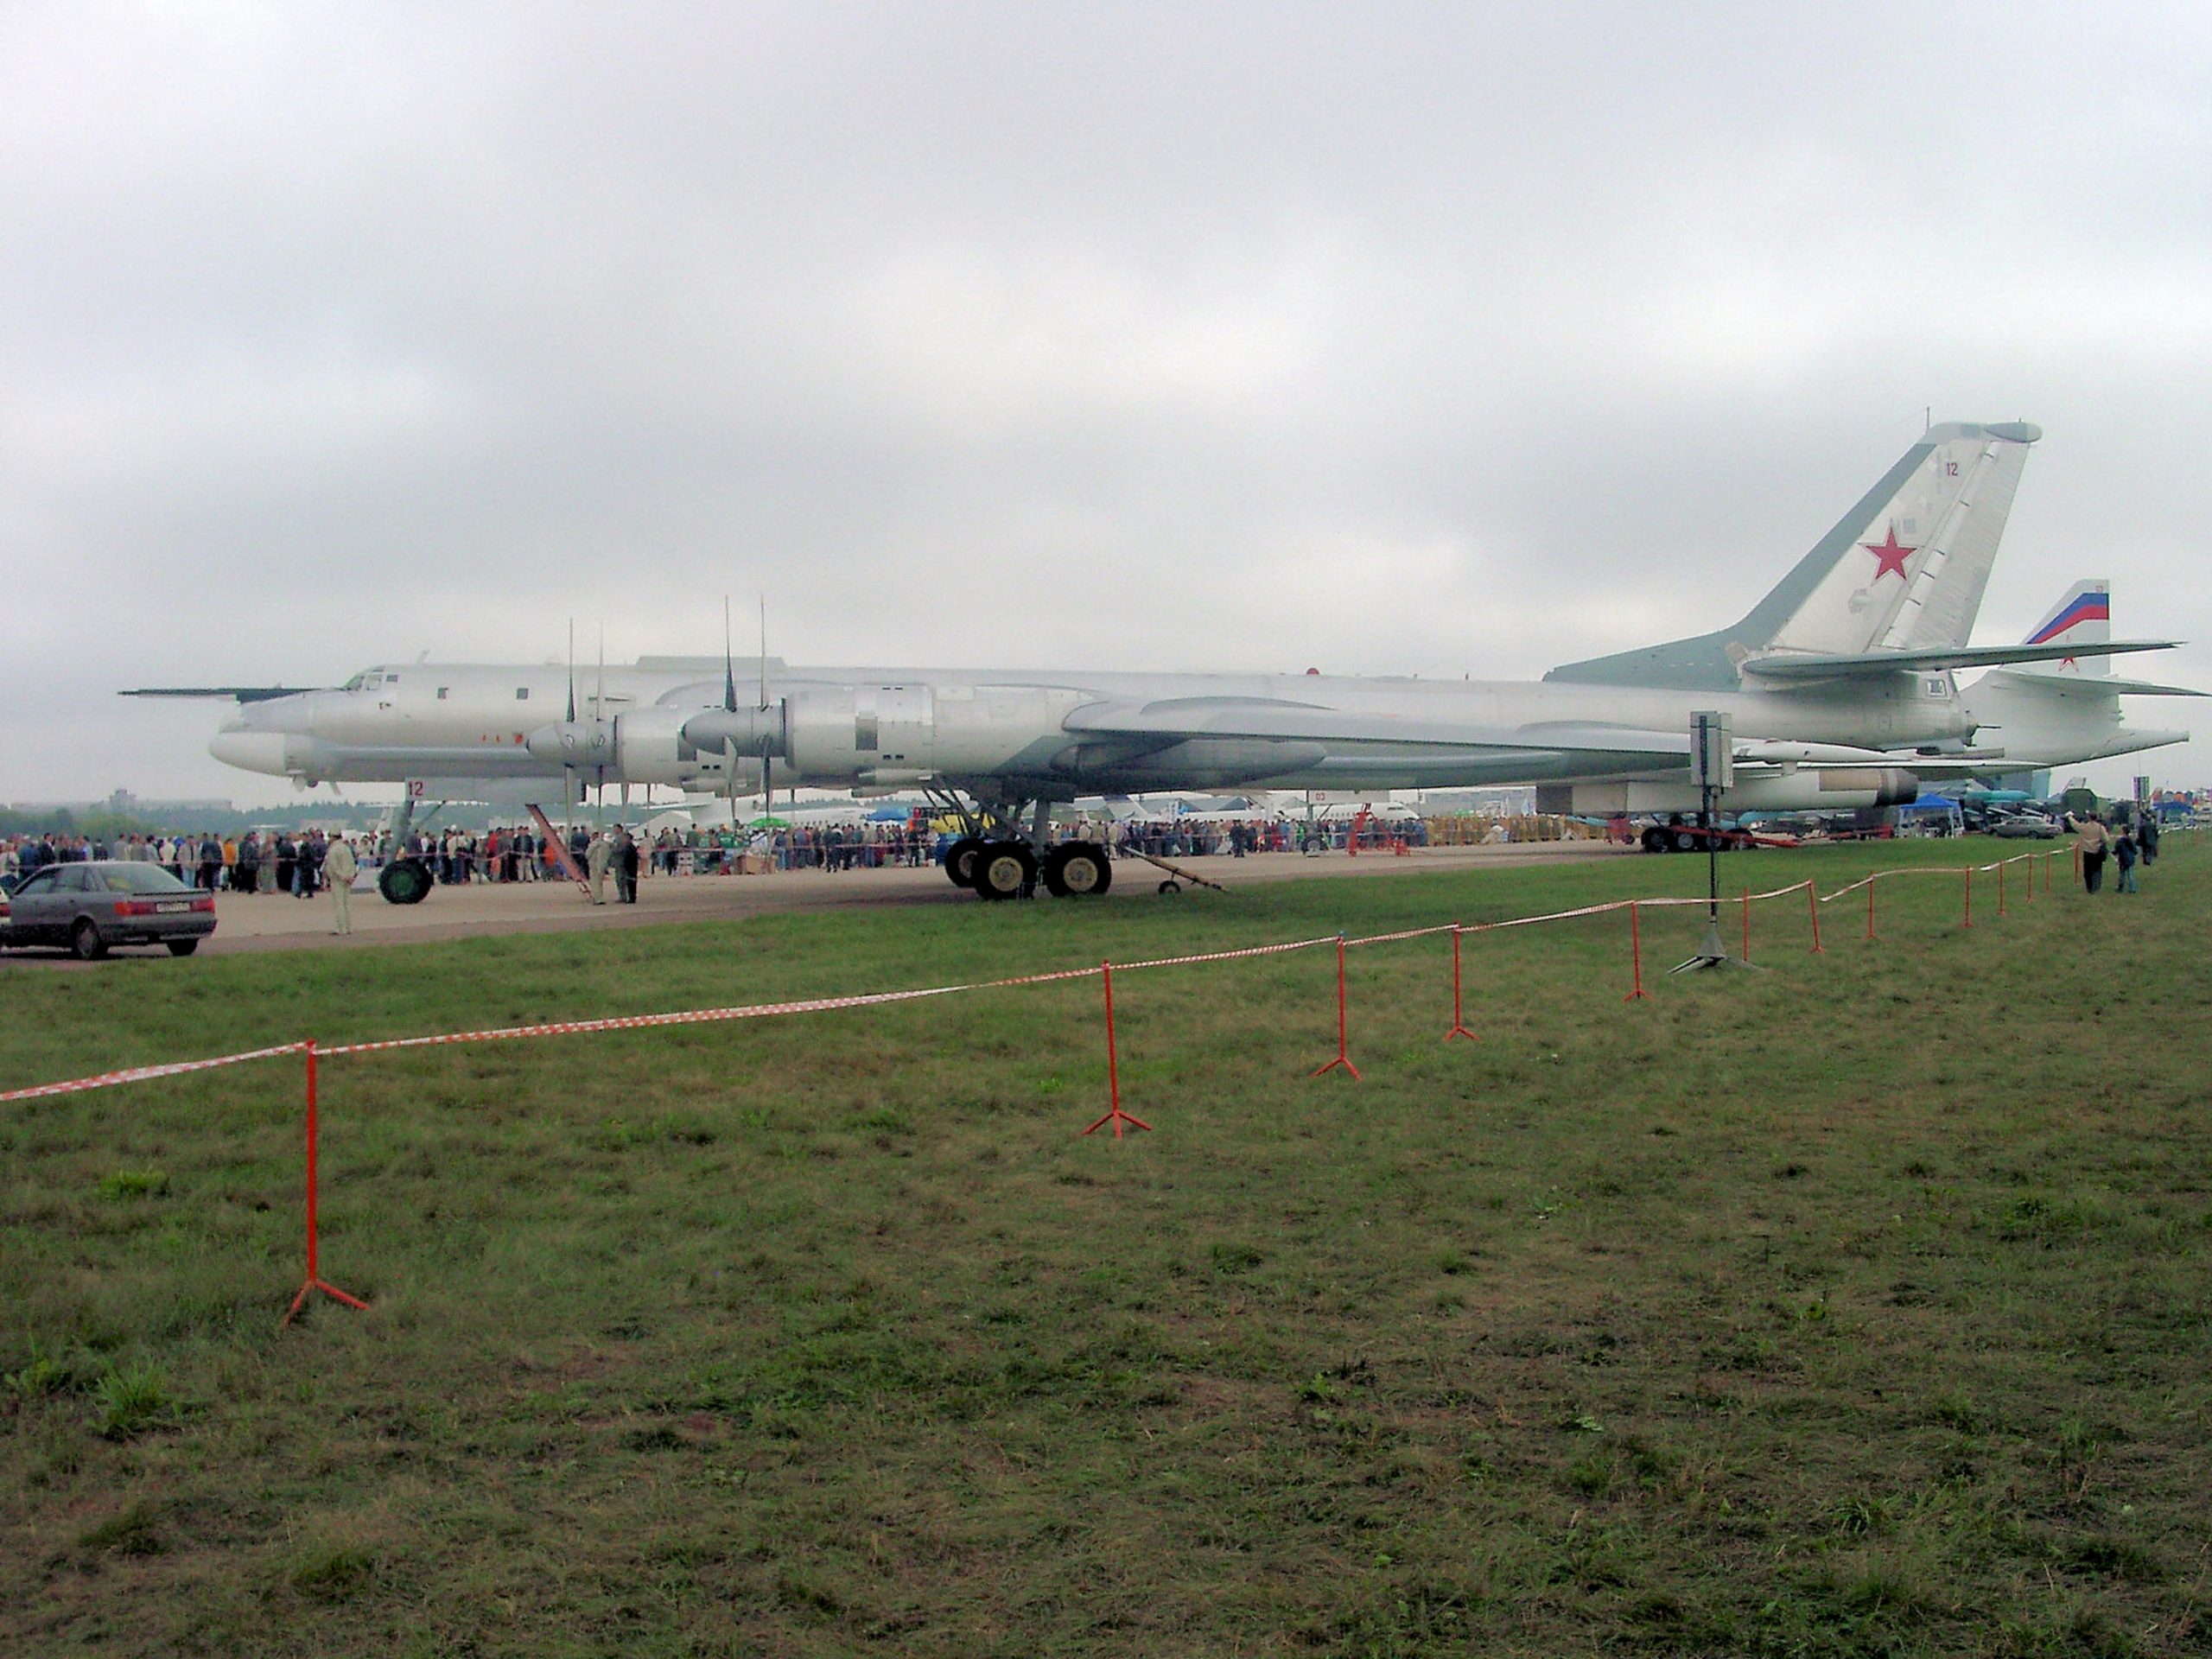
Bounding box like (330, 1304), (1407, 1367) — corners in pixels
(208, 729), (296, 775)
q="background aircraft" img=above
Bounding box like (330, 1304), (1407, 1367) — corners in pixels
(151, 420), (2194, 899)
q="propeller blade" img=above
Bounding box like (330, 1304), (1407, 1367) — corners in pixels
(723, 597), (738, 714)
(566, 619), (576, 724)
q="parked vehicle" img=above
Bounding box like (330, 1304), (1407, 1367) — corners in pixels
(1986, 810), (2063, 839)
(0, 861), (218, 958)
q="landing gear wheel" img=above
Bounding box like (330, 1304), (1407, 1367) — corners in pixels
(1041, 842), (1112, 898)
(378, 858), (433, 906)
(1158, 880), (1181, 895)
(1670, 828), (1700, 853)
(943, 836), (985, 888)
(1641, 826), (1669, 855)
(71, 919), (107, 961)
(973, 841), (1036, 901)
(165, 939), (200, 957)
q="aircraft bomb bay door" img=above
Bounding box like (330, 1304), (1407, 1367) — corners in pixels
(856, 684), (934, 771)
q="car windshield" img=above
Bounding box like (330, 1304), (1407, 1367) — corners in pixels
(92, 865), (192, 894)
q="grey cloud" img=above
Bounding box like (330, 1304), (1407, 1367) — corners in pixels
(4, 2), (2209, 802)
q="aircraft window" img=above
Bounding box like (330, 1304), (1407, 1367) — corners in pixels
(437, 687), (449, 700)
(341, 673), (367, 692)
(515, 687), (530, 700)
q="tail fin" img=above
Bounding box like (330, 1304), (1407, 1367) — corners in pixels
(2012, 581), (2111, 677)
(1548, 420), (2042, 690)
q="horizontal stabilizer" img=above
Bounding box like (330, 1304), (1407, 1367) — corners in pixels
(1741, 639), (2178, 683)
(1976, 667), (2209, 698)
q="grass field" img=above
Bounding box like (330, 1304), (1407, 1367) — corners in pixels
(3, 838), (2208, 1656)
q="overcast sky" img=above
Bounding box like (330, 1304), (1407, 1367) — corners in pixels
(6, 2), (2209, 806)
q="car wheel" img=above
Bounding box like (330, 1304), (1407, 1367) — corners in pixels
(165, 939), (200, 957)
(71, 918), (107, 961)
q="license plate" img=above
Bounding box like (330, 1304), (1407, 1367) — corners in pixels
(155, 901), (191, 913)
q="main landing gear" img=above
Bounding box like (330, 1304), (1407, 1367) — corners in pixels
(933, 792), (1113, 902)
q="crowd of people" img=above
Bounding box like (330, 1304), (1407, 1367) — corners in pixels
(1, 830), (369, 896)
(3, 812), (1424, 898)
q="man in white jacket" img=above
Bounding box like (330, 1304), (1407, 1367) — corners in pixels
(324, 836), (359, 935)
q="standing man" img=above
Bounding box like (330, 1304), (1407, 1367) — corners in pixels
(324, 834), (359, 934)
(616, 827), (641, 904)
(585, 829), (613, 905)
(2064, 810), (2111, 893)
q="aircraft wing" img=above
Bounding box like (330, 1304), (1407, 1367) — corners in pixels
(1741, 639), (2178, 683)
(121, 685), (327, 702)
(1062, 698), (1691, 758)
(1062, 702), (1913, 766)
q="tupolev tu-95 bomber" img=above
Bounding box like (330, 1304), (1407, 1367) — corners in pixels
(143, 420), (2196, 900)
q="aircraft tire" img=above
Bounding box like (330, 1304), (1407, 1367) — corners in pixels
(1670, 828), (1700, 853)
(1041, 842), (1112, 898)
(943, 836), (985, 888)
(973, 841), (1035, 901)
(1641, 827), (1669, 855)
(378, 858), (434, 906)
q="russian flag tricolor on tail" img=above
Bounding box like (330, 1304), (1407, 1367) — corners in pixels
(2026, 587), (2110, 645)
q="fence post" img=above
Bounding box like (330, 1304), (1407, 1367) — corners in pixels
(1624, 903), (1649, 1001)
(1083, 962), (1153, 1138)
(1313, 934), (1362, 1077)
(1444, 925), (1478, 1041)
(282, 1039), (369, 1328)
(1866, 876), (1878, 942)
(1806, 880), (1823, 953)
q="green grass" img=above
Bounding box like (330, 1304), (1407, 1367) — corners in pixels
(3, 837), (2208, 1656)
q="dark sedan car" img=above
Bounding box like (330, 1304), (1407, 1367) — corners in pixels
(1, 861), (218, 958)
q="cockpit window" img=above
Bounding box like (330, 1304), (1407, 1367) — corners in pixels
(342, 673), (367, 692)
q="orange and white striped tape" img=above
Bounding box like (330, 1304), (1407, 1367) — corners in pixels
(0, 1041), (309, 1103)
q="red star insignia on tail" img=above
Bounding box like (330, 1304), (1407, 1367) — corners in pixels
(1860, 525), (1916, 581)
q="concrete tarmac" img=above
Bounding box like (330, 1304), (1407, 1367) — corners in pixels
(3, 841), (1630, 962)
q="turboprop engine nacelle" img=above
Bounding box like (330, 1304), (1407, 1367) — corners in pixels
(603, 706), (765, 791)
(1539, 768), (1922, 816)
(524, 721), (615, 769)
(683, 683), (1081, 786)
